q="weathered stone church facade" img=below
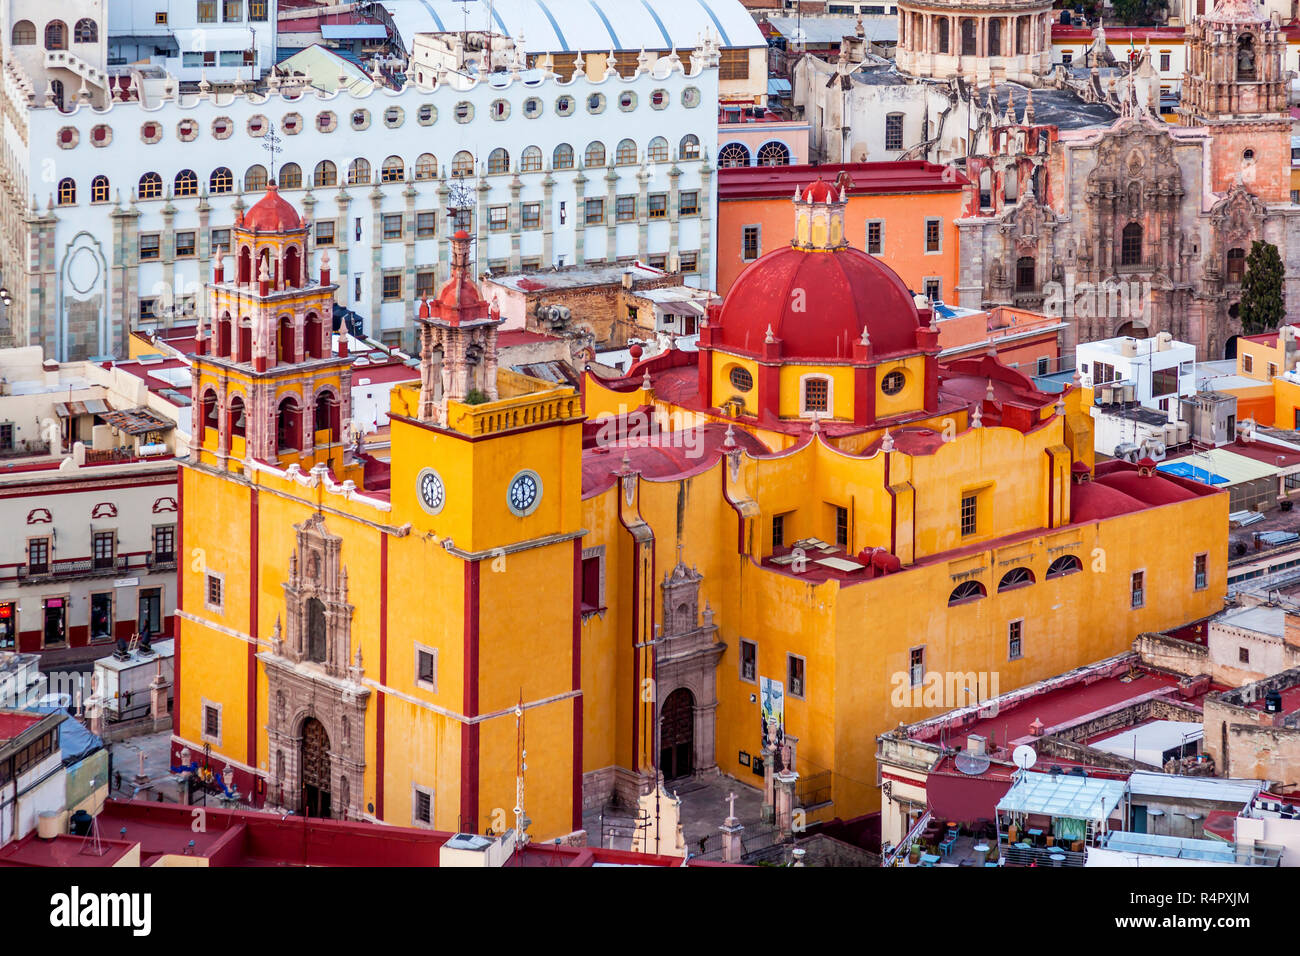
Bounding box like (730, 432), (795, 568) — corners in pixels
(955, 0), (1300, 359)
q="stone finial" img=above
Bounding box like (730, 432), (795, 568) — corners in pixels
(881, 429), (894, 452)
(214, 244), (224, 270)
(724, 423), (736, 448)
(1023, 89), (1035, 125)
(809, 414), (820, 434)
(604, 50), (618, 81)
(258, 257), (271, 282)
(860, 326), (871, 346)
(1003, 89), (1016, 126)
(642, 369), (653, 390)
(765, 324), (776, 344)
(1055, 396), (1066, 416)
(986, 378), (996, 402)
(573, 51), (586, 80)
(972, 404), (983, 428)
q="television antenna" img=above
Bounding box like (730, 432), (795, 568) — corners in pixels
(262, 122), (282, 183)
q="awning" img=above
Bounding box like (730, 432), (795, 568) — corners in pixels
(925, 771), (1014, 823)
(655, 301), (706, 317)
(54, 399), (110, 418)
(99, 407), (174, 436)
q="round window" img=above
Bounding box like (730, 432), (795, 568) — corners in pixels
(881, 370), (906, 395)
(729, 366), (753, 392)
(555, 95), (575, 116)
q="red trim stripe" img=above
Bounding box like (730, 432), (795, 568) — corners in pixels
(174, 466), (183, 736)
(460, 560), (480, 833)
(247, 487), (259, 768)
(377, 534), (388, 819)
(572, 538), (583, 831)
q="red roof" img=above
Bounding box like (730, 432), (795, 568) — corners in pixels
(0, 711), (43, 741)
(800, 179), (841, 203)
(716, 244), (921, 360)
(718, 161), (967, 201)
(1069, 478), (1148, 522)
(581, 419), (769, 496)
(241, 183), (303, 233)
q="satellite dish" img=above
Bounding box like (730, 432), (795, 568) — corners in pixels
(954, 750), (991, 775)
(1012, 745), (1038, 771)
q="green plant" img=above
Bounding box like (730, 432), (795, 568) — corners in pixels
(1240, 239), (1286, 336)
(464, 388), (490, 405)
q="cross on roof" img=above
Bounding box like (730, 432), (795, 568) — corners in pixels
(262, 123), (282, 181)
(727, 791), (736, 819)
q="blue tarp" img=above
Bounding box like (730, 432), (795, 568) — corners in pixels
(22, 705), (104, 765)
(320, 24), (389, 40)
(1157, 461), (1230, 485)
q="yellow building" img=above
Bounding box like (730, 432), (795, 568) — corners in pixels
(175, 184), (1226, 840)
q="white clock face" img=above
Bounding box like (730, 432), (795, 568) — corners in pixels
(507, 470), (542, 517)
(417, 468), (446, 515)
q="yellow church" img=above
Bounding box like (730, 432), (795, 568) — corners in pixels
(173, 181), (1227, 839)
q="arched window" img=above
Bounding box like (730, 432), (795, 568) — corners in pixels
(45, 19), (66, 50)
(276, 315), (296, 364)
(73, 18), (97, 43)
(718, 142), (750, 168)
(313, 160), (337, 187)
(278, 162), (302, 189)
(237, 246), (251, 285)
(91, 174), (109, 203)
(960, 18), (976, 56)
(277, 396), (301, 451)
(487, 148), (510, 174)
(979, 168), (992, 208)
(1004, 164), (1018, 202)
(1016, 256), (1035, 292)
(174, 169), (198, 197)
(584, 141), (606, 167)
(937, 18), (949, 54)
(615, 138), (637, 165)
(548, 145), (572, 171)
(346, 158), (370, 185)
(201, 388), (219, 435)
(284, 246), (302, 289)
(56, 178), (75, 205)
(1121, 222), (1142, 266)
(452, 150), (475, 177)
(210, 167), (233, 194)
(414, 153), (437, 180)
(680, 134), (701, 160)
(216, 314), (232, 357)
(137, 171), (162, 200)
(757, 141), (790, 166)
(11, 20), (35, 45)
(380, 155), (404, 182)
(520, 146), (542, 171)
(997, 567), (1035, 592)
(227, 394), (245, 437)
(304, 313), (324, 358)
(1046, 554), (1082, 578)
(989, 19), (1002, 56)
(244, 165), (268, 192)
(647, 136), (670, 163)
(1227, 247), (1246, 283)
(948, 581), (987, 605)
(315, 390), (340, 443)
(1237, 34), (1256, 80)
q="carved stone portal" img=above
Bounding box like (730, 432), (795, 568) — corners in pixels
(656, 560), (724, 781)
(262, 513), (369, 819)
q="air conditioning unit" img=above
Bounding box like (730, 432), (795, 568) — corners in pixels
(1114, 442), (1141, 462)
(1141, 439), (1167, 461)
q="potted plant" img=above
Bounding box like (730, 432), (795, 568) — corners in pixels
(908, 842), (922, 864)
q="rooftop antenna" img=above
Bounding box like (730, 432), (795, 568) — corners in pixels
(78, 776), (107, 857)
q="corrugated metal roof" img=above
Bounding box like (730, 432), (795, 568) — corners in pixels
(1126, 771), (1263, 805)
(385, 0), (764, 53)
(1159, 449), (1278, 487)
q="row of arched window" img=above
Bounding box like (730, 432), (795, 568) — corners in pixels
(59, 137), (707, 204)
(11, 18), (97, 49)
(947, 555), (1082, 606)
(718, 141), (792, 168)
(201, 388), (340, 451)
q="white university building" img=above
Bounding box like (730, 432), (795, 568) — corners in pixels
(0, 1), (723, 358)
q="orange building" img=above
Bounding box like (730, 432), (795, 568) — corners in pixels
(716, 162), (968, 302)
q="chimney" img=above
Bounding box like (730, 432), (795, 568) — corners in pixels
(967, 734), (987, 755)
(320, 250), (332, 287)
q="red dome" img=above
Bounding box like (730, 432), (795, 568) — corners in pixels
(242, 183), (303, 233)
(800, 180), (840, 203)
(716, 245), (922, 360)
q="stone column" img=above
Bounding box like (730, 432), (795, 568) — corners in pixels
(776, 769), (799, 837)
(762, 742), (777, 823)
(149, 658), (168, 722)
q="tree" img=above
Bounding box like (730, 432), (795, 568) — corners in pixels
(1110, 0), (1168, 26)
(1239, 239), (1286, 336)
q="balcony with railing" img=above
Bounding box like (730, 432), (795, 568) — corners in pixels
(0, 551), (175, 585)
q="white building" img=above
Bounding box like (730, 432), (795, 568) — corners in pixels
(106, 0), (278, 85)
(0, 346), (184, 665)
(1077, 333), (1197, 414)
(0, 3), (724, 359)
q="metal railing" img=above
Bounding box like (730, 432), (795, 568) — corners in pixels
(797, 770), (833, 810)
(1001, 843), (1087, 867)
(883, 810), (932, 867)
